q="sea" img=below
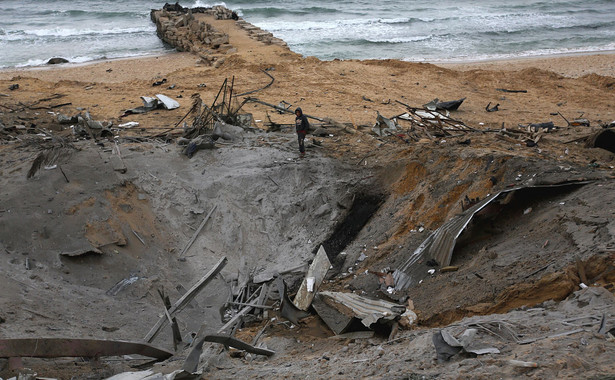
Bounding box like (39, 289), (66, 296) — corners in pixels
(1, 0), (614, 69)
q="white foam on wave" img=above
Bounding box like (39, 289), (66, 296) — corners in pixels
(191, 1), (227, 8)
(366, 35), (434, 44)
(27, 25), (155, 38)
(402, 42), (615, 63)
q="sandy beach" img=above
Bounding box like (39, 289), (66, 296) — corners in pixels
(2, 14), (614, 133)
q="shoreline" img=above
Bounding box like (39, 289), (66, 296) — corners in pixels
(1, 48), (614, 82)
(435, 50), (615, 78)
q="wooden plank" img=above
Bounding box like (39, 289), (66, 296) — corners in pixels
(179, 204), (217, 258)
(202, 334), (275, 356)
(293, 245), (331, 311)
(217, 286), (263, 334)
(0, 338), (172, 360)
(144, 256), (227, 343)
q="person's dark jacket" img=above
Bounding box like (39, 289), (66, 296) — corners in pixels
(295, 107), (309, 134)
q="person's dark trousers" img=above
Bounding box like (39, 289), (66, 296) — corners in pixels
(297, 131), (306, 153)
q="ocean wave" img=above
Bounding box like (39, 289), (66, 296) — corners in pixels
(23, 26), (155, 38)
(363, 35), (434, 44)
(36, 9), (148, 18)
(241, 6), (341, 18)
(191, 1), (228, 8)
(12, 48), (172, 69)
(412, 42), (615, 63)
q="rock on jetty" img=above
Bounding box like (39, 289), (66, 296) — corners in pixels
(150, 3), (288, 62)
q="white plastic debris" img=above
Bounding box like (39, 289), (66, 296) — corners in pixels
(580, 283), (588, 289)
(306, 277), (315, 292)
(155, 94), (180, 110)
(119, 121), (139, 128)
(428, 269), (436, 275)
(399, 309), (417, 327)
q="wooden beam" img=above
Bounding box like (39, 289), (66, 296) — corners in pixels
(144, 256), (227, 343)
(179, 204), (217, 258)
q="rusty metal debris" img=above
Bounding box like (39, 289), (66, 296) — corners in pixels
(183, 78), (251, 138)
(0, 338), (172, 360)
(372, 100), (476, 141)
(393, 181), (593, 290)
(275, 276), (310, 325)
(182, 333), (274, 373)
(313, 291), (405, 335)
(433, 328), (500, 363)
(423, 97), (465, 112)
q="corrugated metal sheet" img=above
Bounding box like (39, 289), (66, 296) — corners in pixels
(318, 291), (405, 327)
(393, 181), (592, 290)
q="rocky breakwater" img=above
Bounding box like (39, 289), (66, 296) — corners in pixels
(150, 3), (288, 66)
(234, 19), (289, 48)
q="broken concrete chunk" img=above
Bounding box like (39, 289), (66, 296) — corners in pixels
(433, 331), (463, 362)
(60, 247), (102, 257)
(213, 121), (244, 141)
(57, 113), (78, 124)
(182, 135), (215, 158)
(312, 293), (353, 335)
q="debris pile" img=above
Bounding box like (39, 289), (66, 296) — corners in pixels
(372, 100), (474, 140)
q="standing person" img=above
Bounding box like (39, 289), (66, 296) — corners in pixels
(295, 107), (309, 155)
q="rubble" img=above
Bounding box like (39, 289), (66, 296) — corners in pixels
(393, 180), (596, 290)
(312, 291), (407, 335)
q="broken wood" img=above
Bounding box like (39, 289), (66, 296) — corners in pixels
(144, 256), (227, 343)
(576, 258), (588, 284)
(157, 288), (182, 351)
(496, 88), (527, 93)
(245, 97), (326, 122)
(132, 230), (146, 245)
(0, 338), (172, 360)
(58, 165), (69, 183)
(518, 328), (584, 344)
(293, 245), (331, 311)
(178, 204), (217, 258)
(218, 285), (264, 334)
(226, 301), (273, 309)
(111, 141), (127, 173)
